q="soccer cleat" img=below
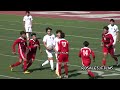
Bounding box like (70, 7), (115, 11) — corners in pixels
(9, 65), (13, 72)
(57, 76), (62, 79)
(24, 70), (30, 74)
(63, 75), (68, 79)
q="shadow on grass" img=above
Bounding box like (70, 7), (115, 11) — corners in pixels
(29, 67), (50, 72)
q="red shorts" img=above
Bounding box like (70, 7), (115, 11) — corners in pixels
(58, 54), (69, 63)
(82, 59), (91, 67)
(18, 51), (26, 60)
(27, 52), (36, 61)
(103, 47), (114, 55)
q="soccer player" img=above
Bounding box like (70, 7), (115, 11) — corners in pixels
(26, 33), (42, 70)
(79, 41), (95, 78)
(40, 27), (55, 71)
(23, 11), (33, 40)
(53, 30), (63, 76)
(101, 26), (119, 66)
(108, 19), (119, 52)
(57, 32), (69, 79)
(10, 31), (30, 74)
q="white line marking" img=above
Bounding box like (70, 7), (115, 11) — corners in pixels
(0, 27), (101, 40)
(0, 75), (21, 79)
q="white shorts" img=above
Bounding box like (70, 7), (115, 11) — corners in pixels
(25, 26), (32, 32)
(113, 36), (117, 45)
(46, 50), (54, 58)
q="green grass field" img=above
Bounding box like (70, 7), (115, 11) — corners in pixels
(0, 14), (120, 79)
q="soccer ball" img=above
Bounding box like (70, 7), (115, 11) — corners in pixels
(47, 45), (53, 50)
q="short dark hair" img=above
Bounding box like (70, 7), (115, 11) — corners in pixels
(83, 41), (89, 47)
(46, 27), (52, 32)
(26, 11), (30, 14)
(56, 30), (62, 34)
(110, 19), (115, 22)
(31, 33), (36, 36)
(20, 31), (26, 35)
(103, 26), (109, 30)
(61, 32), (65, 38)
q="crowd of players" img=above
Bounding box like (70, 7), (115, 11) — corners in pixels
(9, 11), (120, 79)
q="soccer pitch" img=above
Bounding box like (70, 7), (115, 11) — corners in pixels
(0, 14), (120, 79)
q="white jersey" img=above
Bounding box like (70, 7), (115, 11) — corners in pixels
(108, 24), (119, 37)
(53, 37), (60, 51)
(23, 15), (33, 27)
(43, 34), (55, 47)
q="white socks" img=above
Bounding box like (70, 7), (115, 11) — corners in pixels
(42, 60), (54, 70)
(50, 60), (54, 70)
(42, 60), (49, 66)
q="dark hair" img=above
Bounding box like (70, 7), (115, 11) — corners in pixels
(110, 19), (115, 22)
(83, 41), (89, 47)
(46, 27), (52, 32)
(26, 11), (30, 14)
(56, 30), (62, 34)
(31, 33), (36, 36)
(20, 31), (26, 35)
(103, 26), (109, 30)
(61, 32), (65, 38)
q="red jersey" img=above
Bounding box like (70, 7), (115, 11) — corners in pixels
(12, 37), (27, 53)
(79, 47), (95, 60)
(58, 39), (69, 53)
(102, 33), (114, 48)
(28, 39), (40, 54)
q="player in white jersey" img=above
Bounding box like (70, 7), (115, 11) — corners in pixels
(108, 19), (120, 52)
(40, 27), (55, 71)
(23, 11), (33, 40)
(53, 30), (63, 76)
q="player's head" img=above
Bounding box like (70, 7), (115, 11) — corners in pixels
(103, 26), (109, 34)
(31, 33), (37, 40)
(61, 32), (65, 38)
(56, 30), (63, 38)
(83, 41), (89, 47)
(26, 11), (30, 16)
(46, 27), (52, 35)
(20, 31), (26, 38)
(110, 19), (115, 26)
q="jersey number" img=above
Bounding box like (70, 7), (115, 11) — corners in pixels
(62, 42), (66, 47)
(83, 50), (88, 56)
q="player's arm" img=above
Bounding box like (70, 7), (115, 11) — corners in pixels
(101, 34), (104, 47)
(12, 39), (20, 55)
(91, 50), (95, 62)
(43, 36), (50, 50)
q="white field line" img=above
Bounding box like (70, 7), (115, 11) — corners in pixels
(0, 38), (102, 53)
(0, 75), (21, 79)
(0, 20), (102, 30)
(0, 27), (100, 40)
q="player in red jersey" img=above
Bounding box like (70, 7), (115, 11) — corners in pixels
(26, 33), (42, 70)
(101, 26), (119, 66)
(79, 41), (95, 78)
(57, 32), (69, 79)
(10, 31), (30, 74)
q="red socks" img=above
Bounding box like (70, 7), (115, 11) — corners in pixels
(87, 70), (95, 77)
(27, 62), (32, 69)
(64, 64), (68, 75)
(102, 59), (106, 66)
(23, 61), (27, 72)
(11, 62), (21, 67)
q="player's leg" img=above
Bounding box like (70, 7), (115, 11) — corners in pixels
(28, 27), (32, 40)
(102, 47), (108, 66)
(82, 60), (95, 78)
(109, 47), (119, 66)
(57, 55), (62, 78)
(63, 55), (69, 78)
(55, 53), (59, 75)
(25, 26), (30, 40)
